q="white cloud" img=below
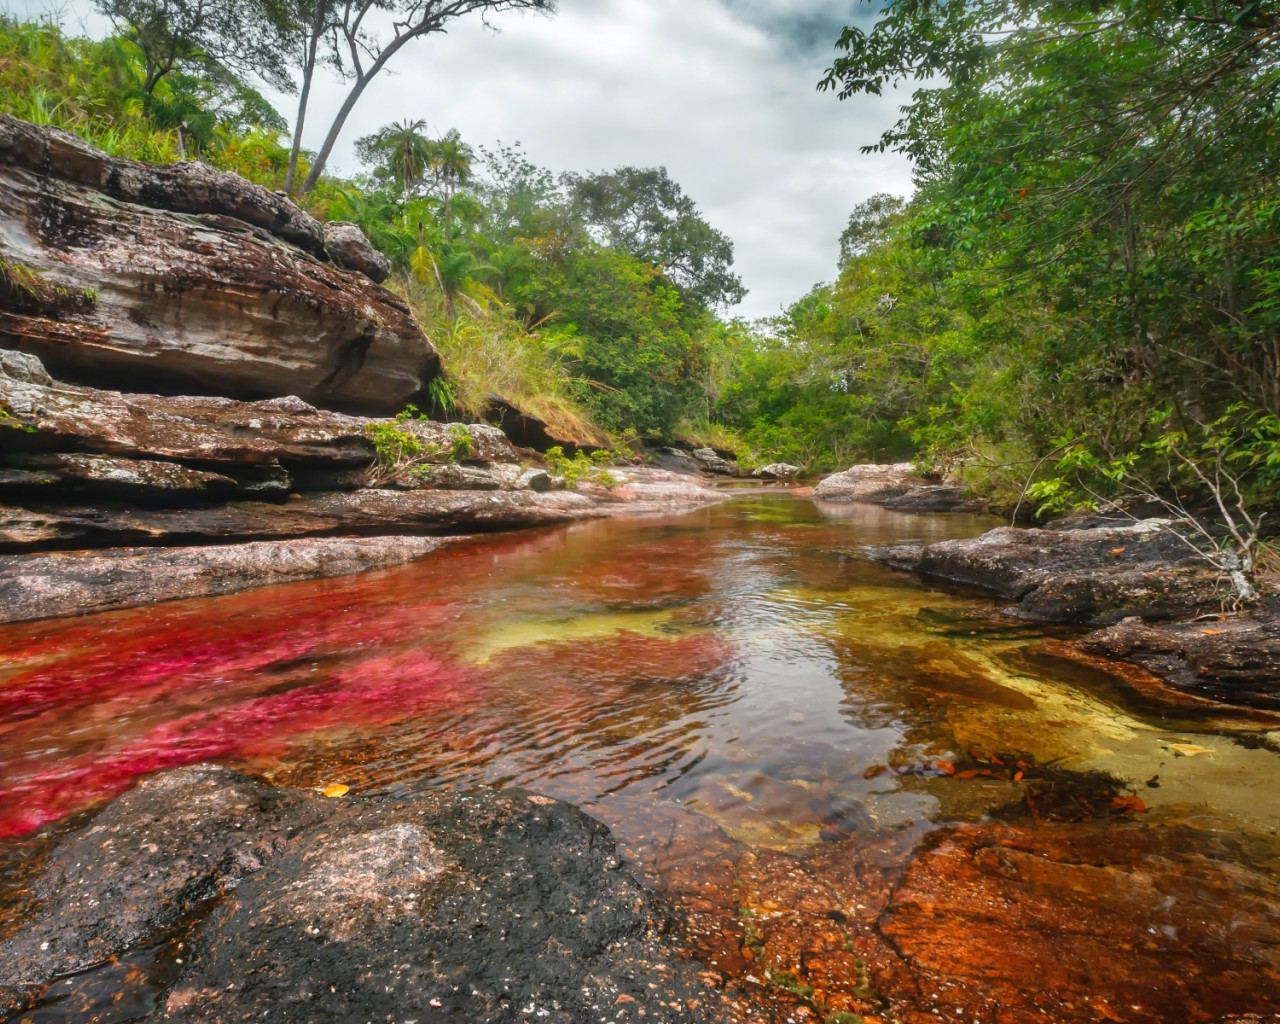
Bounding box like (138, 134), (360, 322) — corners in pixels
(8, 0), (913, 316)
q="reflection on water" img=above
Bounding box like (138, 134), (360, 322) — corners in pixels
(3, 496), (1280, 1021)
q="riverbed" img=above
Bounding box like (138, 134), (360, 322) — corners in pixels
(3, 495), (1279, 1022)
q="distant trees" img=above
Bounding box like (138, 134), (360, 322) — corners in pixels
(94, 0), (295, 112)
(562, 166), (746, 310)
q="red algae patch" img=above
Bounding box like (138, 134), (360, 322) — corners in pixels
(0, 650), (481, 837)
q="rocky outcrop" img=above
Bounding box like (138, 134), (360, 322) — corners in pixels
(484, 394), (610, 454)
(1079, 610), (1280, 710)
(690, 447), (737, 476)
(871, 519), (1225, 624)
(0, 536), (453, 624)
(813, 462), (928, 502)
(0, 356), (725, 620)
(0, 115), (437, 414)
(751, 462), (800, 481)
(322, 220), (392, 283)
(814, 462), (989, 513)
(0, 765), (721, 1024)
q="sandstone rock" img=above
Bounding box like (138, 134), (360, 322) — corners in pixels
(0, 348), (51, 384)
(0, 453), (246, 501)
(484, 394), (610, 453)
(0, 536), (452, 624)
(0, 490), (604, 550)
(0, 117), (438, 414)
(871, 519), (1222, 624)
(0, 766), (722, 1024)
(813, 462), (928, 502)
(691, 447), (736, 476)
(751, 462), (800, 480)
(322, 220), (392, 283)
(650, 447), (704, 477)
(1079, 611), (1280, 709)
(881, 484), (989, 513)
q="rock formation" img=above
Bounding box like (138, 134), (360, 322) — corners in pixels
(814, 462), (988, 512)
(0, 115), (438, 414)
(0, 765), (723, 1024)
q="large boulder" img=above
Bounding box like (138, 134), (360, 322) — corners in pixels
(871, 519), (1225, 624)
(484, 394), (610, 454)
(0, 766), (722, 1023)
(322, 220), (392, 283)
(0, 115), (438, 414)
(814, 462), (929, 502)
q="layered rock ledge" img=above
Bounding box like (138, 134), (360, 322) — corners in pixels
(0, 115), (438, 414)
(0, 765), (723, 1024)
(0, 353), (725, 623)
(814, 462), (988, 513)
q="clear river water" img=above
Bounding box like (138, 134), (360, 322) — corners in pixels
(3, 494), (1280, 1022)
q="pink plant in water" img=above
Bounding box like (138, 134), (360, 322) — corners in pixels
(0, 648), (481, 838)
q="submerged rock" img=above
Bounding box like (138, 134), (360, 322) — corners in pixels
(0, 766), (721, 1024)
(871, 519), (1223, 624)
(0, 115), (438, 414)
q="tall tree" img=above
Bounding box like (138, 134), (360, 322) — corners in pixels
(94, 0), (295, 113)
(283, 0), (346, 194)
(562, 166), (746, 310)
(296, 0), (555, 196)
(426, 127), (473, 235)
(355, 117), (433, 193)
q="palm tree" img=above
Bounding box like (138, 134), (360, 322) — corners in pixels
(354, 119), (432, 196)
(427, 129), (474, 237)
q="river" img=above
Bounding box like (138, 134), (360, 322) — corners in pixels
(3, 494), (1279, 1021)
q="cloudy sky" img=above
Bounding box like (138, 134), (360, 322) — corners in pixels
(12, 0), (913, 317)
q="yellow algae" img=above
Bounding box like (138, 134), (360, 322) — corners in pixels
(461, 606), (708, 665)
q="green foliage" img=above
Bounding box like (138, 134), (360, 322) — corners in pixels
(363, 406), (473, 485)
(544, 446), (617, 489)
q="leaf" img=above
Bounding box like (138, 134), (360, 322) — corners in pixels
(936, 760), (956, 775)
(1111, 795), (1147, 814)
(1108, 547), (1126, 556)
(1200, 629), (1224, 635)
(322, 783), (350, 798)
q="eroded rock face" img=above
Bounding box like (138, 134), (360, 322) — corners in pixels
(0, 116), (437, 414)
(0, 766), (723, 1024)
(484, 394), (611, 454)
(691, 448), (737, 476)
(871, 519), (1223, 624)
(752, 463), (800, 480)
(1079, 611), (1280, 709)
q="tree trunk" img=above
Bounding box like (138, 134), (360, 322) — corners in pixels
(298, 27), (422, 196)
(285, 3), (326, 196)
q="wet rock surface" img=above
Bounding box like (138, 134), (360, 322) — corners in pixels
(1080, 610), (1280, 709)
(0, 116), (436, 414)
(871, 519), (1223, 624)
(622, 799), (1280, 1024)
(0, 356), (725, 620)
(0, 766), (723, 1024)
(0, 535), (452, 624)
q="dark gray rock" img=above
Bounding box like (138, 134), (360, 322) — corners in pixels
(690, 447), (736, 476)
(322, 220), (392, 284)
(871, 519), (1224, 624)
(881, 485), (989, 514)
(0, 766), (722, 1024)
(1079, 611), (1280, 709)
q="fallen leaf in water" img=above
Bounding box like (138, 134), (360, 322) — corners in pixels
(322, 783), (349, 798)
(1200, 629), (1224, 635)
(1166, 742), (1214, 757)
(863, 764), (887, 779)
(1111, 795), (1147, 813)
(954, 769), (990, 780)
(1013, 770), (1024, 782)
(936, 760), (956, 776)
(1109, 547), (1126, 556)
